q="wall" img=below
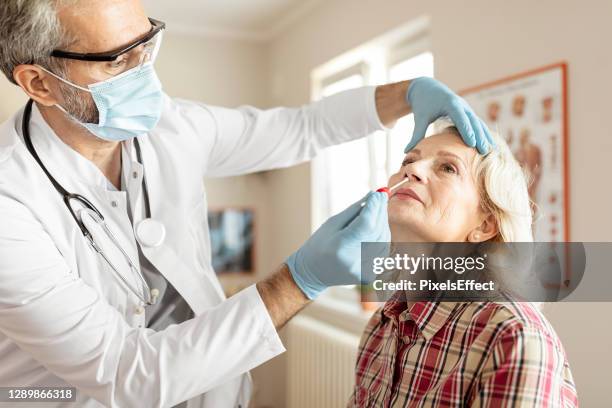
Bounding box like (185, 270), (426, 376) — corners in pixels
(0, 75), (27, 120)
(0, 32), (270, 115)
(263, 0), (612, 406)
(154, 33), (276, 292)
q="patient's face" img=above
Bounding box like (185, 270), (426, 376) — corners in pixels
(387, 131), (483, 242)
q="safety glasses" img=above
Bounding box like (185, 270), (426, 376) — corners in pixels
(50, 18), (166, 81)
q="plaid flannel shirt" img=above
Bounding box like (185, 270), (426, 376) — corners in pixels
(348, 297), (578, 407)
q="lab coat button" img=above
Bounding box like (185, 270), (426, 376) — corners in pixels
(111, 201), (118, 208)
(135, 306), (145, 315)
(132, 171), (138, 179)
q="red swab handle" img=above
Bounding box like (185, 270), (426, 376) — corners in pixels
(376, 187), (390, 196)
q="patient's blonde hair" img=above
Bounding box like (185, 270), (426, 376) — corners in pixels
(438, 122), (538, 300)
(438, 122), (534, 243)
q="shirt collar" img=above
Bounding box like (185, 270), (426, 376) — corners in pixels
(381, 295), (465, 340)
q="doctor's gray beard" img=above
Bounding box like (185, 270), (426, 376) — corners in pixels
(57, 80), (100, 125)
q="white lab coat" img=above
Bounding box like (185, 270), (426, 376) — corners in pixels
(0, 87), (384, 407)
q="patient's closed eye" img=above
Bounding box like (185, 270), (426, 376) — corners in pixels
(401, 156), (459, 176)
(401, 148), (422, 168)
(439, 162), (458, 175)
(401, 157), (414, 167)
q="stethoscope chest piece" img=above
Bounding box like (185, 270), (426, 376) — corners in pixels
(135, 218), (166, 248)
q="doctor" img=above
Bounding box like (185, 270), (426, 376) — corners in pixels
(0, 1), (493, 407)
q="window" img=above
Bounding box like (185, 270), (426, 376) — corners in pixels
(321, 74), (364, 98)
(386, 51), (434, 174)
(308, 20), (433, 309)
(312, 68), (371, 226)
(311, 32), (434, 232)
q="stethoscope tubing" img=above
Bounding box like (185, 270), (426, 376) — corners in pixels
(21, 99), (156, 306)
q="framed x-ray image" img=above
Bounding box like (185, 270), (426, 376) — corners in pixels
(208, 207), (255, 274)
(462, 62), (569, 242)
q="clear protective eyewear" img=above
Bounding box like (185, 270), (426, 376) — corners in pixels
(50, 18), (165, 81)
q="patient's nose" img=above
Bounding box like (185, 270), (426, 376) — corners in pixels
(405, 164), (426, 183)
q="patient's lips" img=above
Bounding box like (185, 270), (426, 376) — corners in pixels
(393, 187), (424, 205)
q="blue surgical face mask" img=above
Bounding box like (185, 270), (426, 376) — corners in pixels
(39, 63), (164, 142)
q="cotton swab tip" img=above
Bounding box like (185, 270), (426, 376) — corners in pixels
(388, 177), (410, 192)
(361, 178), (411, 207)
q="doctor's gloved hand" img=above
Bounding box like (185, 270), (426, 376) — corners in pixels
(285, 192), (390, 300)
(405, 77), (495, 155)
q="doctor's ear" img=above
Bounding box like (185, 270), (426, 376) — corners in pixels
(467, 213), (498, 243)
(12, 64), (61, 107)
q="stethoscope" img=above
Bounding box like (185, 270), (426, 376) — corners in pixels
(22, 99), (164, 306)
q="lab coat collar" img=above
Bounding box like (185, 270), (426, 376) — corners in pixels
(28, 103), (135, 191)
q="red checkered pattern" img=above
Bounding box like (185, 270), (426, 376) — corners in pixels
(348, 297), (578, 407)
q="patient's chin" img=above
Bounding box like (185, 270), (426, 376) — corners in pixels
(389, 214), (429, 241)
(388, 201), (421, 222)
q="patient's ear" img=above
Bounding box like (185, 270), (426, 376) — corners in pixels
(467, 213), (498, 242)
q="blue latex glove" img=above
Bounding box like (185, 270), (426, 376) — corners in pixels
(405, 77), (495, 154)
(286, 192), (390, 299)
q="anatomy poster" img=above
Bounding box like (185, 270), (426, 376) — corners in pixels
(462, 63), (569, 242)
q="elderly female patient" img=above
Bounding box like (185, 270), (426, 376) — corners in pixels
(348, 125), (578, 407)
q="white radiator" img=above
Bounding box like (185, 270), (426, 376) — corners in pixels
(285, 314), (361, 408)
